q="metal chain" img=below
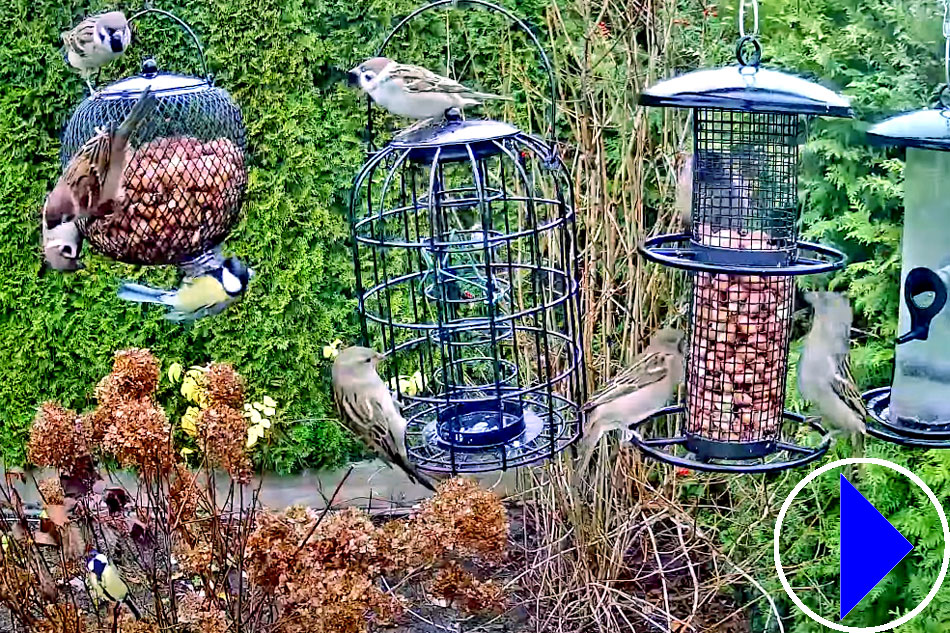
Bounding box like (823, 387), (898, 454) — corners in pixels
(739, 0), (759, 38)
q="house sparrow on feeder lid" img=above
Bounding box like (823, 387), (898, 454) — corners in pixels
(62, 11), (132, 92)
(348, 57), (511, 126)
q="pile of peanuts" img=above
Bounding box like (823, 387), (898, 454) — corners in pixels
(84, 136), (247, 265)
(687, 270), (792, 443)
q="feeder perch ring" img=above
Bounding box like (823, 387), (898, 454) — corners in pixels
(639, 233), (847, 276)
(863, 387), (950, 449)
(628, 405), (830, 474)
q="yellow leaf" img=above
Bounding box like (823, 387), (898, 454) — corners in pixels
(249, 410), (263, 424)
(252, 401), (266, 412)
(180, 447), (195, 457)
(262, 406), (276, 417)
(246, 425), (263, 448)
(181, 407), (200, 438)
(261, 419), (272, 429)
(168, 362), (183, 384)
(262, 396), (277, 408)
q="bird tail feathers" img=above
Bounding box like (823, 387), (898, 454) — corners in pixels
(124, 599), (142, 620)
(116, 87), (157, 142)
(468, 91), (513, 102)
(117, 282), (171, 306)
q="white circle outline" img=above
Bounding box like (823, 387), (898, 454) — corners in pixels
(774, 457), (950, 632)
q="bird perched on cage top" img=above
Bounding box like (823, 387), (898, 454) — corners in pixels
(117, 250), (253, 322)
(332, 346), (436, 492)
(348, 57), (511, 132)
(62, 11), (132, 92)
(86, 550), (141, 619)
(43, 87), (157, 233)
(798, 291), (867, 459)
(577, 328), (686, 473)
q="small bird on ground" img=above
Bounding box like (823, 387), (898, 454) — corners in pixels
(332, 346), (436, 491)
(44, 87), (157, 231)
(87, 550), (141, 620)
(577, 328), (686, 472)
(41, 217), (84, 272)
(117, 252), (253, 322)
(798, 291), (867, 475)
(348, 57), (511, 134)
(62, 11), (132, 92)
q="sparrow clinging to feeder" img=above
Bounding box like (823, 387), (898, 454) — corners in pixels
(577, 328), (686, 472)
(43, 87), (157, 232)
(348, 57), (511, 133)
(331, 346), (436, 491)
(798, 291), (867, 469)
(117, 251), (254, 322)
(62, 11), (132, 92)
(675, 150), (693, 228)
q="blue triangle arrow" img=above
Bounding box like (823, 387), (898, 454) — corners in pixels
(840, 474), (914, 620)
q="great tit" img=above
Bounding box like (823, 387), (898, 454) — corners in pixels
(86, 550), (141, 619)
(117, 256), (253, 322)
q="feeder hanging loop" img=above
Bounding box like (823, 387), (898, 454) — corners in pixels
(738, 0), (759, 39)
(736, 0), (761, 67)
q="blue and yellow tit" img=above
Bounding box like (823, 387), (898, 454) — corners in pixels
(86, 550), (141, 619)
(117, 256), (253, 322)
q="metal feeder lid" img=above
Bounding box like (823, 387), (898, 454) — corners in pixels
(390, 114), (522, 163)
(867, 109), (950, 151)
(94, 59), (211, 101)
(639, 66), (852, 117)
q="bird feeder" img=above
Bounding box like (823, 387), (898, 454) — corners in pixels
(349, 0), (585, 474)
(634, 1), (850, 472)
(59, 9), (247, 267)
(862, 12), (950, 448)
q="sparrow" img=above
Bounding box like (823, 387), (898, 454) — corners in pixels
(41, 217), (84, 272)
(331, 346), (436, 491)
(62, 11), (132, 92)
(675, 151), (693, 228)
(577, 328), (686, 472)
(44, 87), (156, 231)
(348, 57), (510, 131)
(117, 254), (253, 322)
(87, 550), (141, 619)
(798, 291), (867, 474)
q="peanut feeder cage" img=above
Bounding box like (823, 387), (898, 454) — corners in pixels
(861, 17), (950, 448)
(349, 0), (585, 474)
(634, 18), (851, 472)
(60, 9), (247, 267)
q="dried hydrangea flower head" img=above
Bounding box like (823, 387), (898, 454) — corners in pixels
(28, 402), (94, 473)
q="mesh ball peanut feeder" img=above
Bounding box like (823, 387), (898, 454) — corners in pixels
(862, 9), (950, 448)
(634, 2), (851, 472)
(349, 1), (585, 474)
(60, 9), (247, 267)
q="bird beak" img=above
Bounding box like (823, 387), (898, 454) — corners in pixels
(347, 67), (361, 87)
(373, 352), (385, 363)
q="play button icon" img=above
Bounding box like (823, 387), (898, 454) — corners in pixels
(839, 475), (914, 619)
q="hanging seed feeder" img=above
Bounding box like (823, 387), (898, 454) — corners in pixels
(60, 9), (247, 267)
(634, 1), (850, 472)
(349, 0), (585, 474)
(861, 8), (950, 448)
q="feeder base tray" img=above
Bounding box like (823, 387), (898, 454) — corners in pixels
(404, 391), (580, 474)
(863, 387), (950, 449)
(629, 405), (830, 473)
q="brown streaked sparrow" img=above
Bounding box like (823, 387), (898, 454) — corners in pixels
(332, 346), (436, 491)
(578, 328), (686, 472)
(348, 57), (510, 131)
(43, 87), (156, 231)
(62, 11), (132, 92)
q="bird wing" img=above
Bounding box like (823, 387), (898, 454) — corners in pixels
(584, 349), (671, 411)
(831, 351), (867, 422)
(62, 20), (96, 57)
(387, 63), (475, 95)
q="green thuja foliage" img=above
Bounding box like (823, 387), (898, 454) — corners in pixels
(668, 0), (950, 630)
(0, 0), (552, 471)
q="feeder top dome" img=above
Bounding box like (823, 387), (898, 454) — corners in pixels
(385, 113), (529, 164)
(639, 66), (852, 117)
(867, 109), (950, 151)
(95, 69), (211, 101)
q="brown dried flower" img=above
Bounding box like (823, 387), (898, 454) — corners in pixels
(35, 603), (87, 633)
(197, 405), (251, 483)
(174, 538), (213, 576)
(169, 465), (202, 529)
(204, 363), (244, 408)
(245, 510), (299, 591)
(309, 508), (378, 572)
(38, 478), (65, 505)
(117, 615), (160, 633)
(177, 591), (227, 633)
(100, 397), (175, 474)
(429, 563), (506, 614)
(108, 348), (160, 399)
(28, 402), (94, 473)
(417, 478), (508, 563)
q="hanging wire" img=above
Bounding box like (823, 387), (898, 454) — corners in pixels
(736, 0), (762, 67)
(938, 0), (950, 107)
